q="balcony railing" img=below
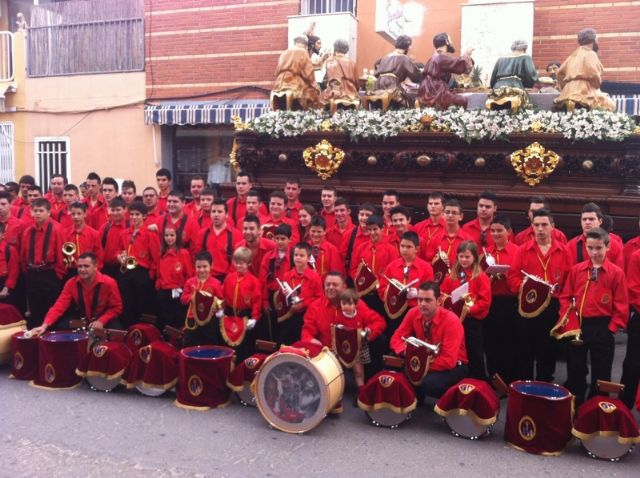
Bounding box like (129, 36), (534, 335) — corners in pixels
(0, 32), (14, 82)
(300, 0), (356, 15)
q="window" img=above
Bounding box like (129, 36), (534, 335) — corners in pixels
(27, 0), (144, 77)
(0, 123), (15, 184)
(34, 137), (70, 192)
(301, 0), (356, 15)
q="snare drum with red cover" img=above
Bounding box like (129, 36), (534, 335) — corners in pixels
(9, 331), (39, 380)
(32, 331), (89, 390)
(0, 303), (25, 365)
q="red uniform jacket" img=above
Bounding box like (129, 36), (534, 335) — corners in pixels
(326, 219), (354, 251)
(12, 203), (32, 221)
(85, 196), (108, 230)
(259, 248), (293, 307)
(156, 248), (193, 290)
(258, 214), (299, 244)
(192, 225), (243, 277)
(98, 220), (130, 266)
(44, 192), (66, 218)
(157, 213), (200, 251)
(183, 200), (201, 220)
(626, 249), (640, 313)
(53, 207), (73, 230)
(284, 200), (302, 224)
(559, 259), (628, 333)
(320, 208), (336, 230)
(339, 225), (369, 266)
(461, 218), (497, 249)
(0, 241), (20, 289)
(440, 269), (492, 320)
(514, 225), (567, 246)
(484, 242), (519, 297)
(301, 298), (386, 346)
(623, 236), (640, 271)
(226, 196), (268, 229)
(310, 240), (344, 278)
(44, 272), (122, 326)
(194, 210), (212, 231)
(281, 267), (323, 314)
(181, 276), (224, 319)
(157, 193), (169, 214)
(235, 237), (276, 277)
(507, 239), (571, 298)
(566, 234), (624, 270)
(424, 229), (473, 262)
(390, 306), (468, 371)
(378, 258), (434, 308)
(349, 238), (399, 281)
(144, 208), (164, 228)
(118, 225), (161, 277)
(0, 215), (26, 248)
(414, 216), (446, 250)
(20, 219), (65, 278)
(222, 270), (262, 319)
(62, 224), (104, 269)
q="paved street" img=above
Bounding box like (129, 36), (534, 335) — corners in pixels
(1, 336), (639, 478)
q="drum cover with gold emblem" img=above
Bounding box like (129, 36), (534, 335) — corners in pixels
(331, 325), (361, 369)
(404, 341), (431, 385)
(220, 315), (248, 347)
(518, 276), (552, 318)
(432, 257), (449, 285)
(384, 284), (408, 320)
(550, 305), (581, 340)
(261, 224), (277, 240)
(273, 290), (294, 323)
(354, 261), (378, 297)
(192, 290), (216, 327)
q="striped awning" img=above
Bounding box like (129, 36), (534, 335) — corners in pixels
(144, 100), (270, 126)
(613, 95), (640, 116)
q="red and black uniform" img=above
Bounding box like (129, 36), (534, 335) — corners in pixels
(183, 200), (201, 220)
(566, 234), (624, 270)
(157, 192), (169, 214)
(309, 240), (344, 279)
(623, 236), (640, 271)
(620, 249), (640, 408)
(514, 225), (567, 246)
(326, 218), (354, 251)
(339, 225), (369, 279)
(155, 247), (193, 329)
(222, 270), (263, 359)
(235, 238), (276, 277)
(226, 196), (267, 229)
(180, 276), (224, 347)
(390, 306), (468, 398)
(423, 228), (473, 262)
(441, 268), (492, 379)
(482, 241), (519, 383)
(20, 219), (65, 328)
(192, 225), (243, 281)
(117, 225), (161, 327)
(284, 200), (302, 224)
(85, 195), (108, 230)
(559, 259), (628, 404)
(507, 239), (572, 382)
(157, 213), (200, 252)
(320, 208), (336, 230)
(61, 224), (104, 277)
(43, 273), (123, 329)
(44, 192), (66, 219)
(259, 214), (299, 244)
(461, 218), (496, 250)
(98, 219), (130, 279)
(0, 214), (26, 249)
(414, 216), (446, 251)
(53, 206), (73, 230)
(278, 267), (322, 345)
(11, 203), (32, 222)
(0, 240), (20, 306)
(144, 208), (164, 228)
(195, 210), (212, 230)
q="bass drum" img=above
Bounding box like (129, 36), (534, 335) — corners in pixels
(254, 346), (344, 434)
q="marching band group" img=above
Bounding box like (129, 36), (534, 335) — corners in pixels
(1, 169), (639, 411)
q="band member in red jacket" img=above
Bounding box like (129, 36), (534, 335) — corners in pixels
(99, 197), (130, 280)
(514, 196), (567, 246)
(62, 202), (103, 281)
(623, 248), (640, 409)
(0, 223), (19, 306)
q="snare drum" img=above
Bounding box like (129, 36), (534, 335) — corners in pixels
(0, 304), (26, 365)
(9, 331), (39, 380)
(76, 341), (133, 392)
(357, 370), (417, 428)
(572, 397), (640, 461)
(175, 345), (234, 410)
(504, 380), (573, 455)
(254, 345), (345, 433)
(227, 352), (269, 407)
(435, 379), (500, 440)
(32, 331), (89, 390)
(122, 340), (179, 397)
(125, 323), (162, 351)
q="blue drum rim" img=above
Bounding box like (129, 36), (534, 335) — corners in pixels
(510, 380), (570, 400)
(181, 345), (234, 360)
(40, 331), (89, 342)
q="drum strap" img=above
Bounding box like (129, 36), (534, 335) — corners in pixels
(76, 281), (103, 321)
(29, 222), (53, 266)
(164, 215), (188, 247)
(101, 222), (112, 249)
(576, 238), (584, 263)
(200, 229), (233, 265)
(344, 227), (359, 271)
(232, 197), (239, 224)
(4, 242), (10, 267)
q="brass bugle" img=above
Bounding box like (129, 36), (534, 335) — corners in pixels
(402, 336), (440, 355)
(62, 242), (77, 267)
(120, 255), (138, 273)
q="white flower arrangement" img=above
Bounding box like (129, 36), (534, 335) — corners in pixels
(247, 107), (636, 143)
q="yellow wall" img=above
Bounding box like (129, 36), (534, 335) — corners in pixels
(0, 30), (159, 188)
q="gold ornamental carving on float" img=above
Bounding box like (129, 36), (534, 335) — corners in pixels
(303, 140), (345, 180)
(510, 142), (560, 187)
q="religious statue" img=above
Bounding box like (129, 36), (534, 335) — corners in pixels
(320, 39), (360, 114)
(417, 33), (473, 110)
(272, 36), (321, 110)
(486, 40), (538, 112)
(554, 28), (615, 112)
(369, 35), (422, 109)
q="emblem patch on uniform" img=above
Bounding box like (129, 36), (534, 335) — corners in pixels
(44, 363), (56, 384)
(458, 383), (476, 395)
(525, 289), (538, 304)
(188, 374), (204, 396)
(378, 374), (395, 388)
(601, 294), (611, 305)
(13, 352), (24, 370)
(518, 416), (536, 441)
(598, 401), (617, 413)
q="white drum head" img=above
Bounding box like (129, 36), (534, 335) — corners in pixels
(87, 375), (120, 393)
(366, 409), (409, 428)
(236, 383), (256, 407)
(136, 383), (169, 397)
(445, 414), (489, 439)
(583, 436), (633, 461)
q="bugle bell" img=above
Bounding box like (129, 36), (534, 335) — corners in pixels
(120, 254), (138, 273)
(62, 242), (77, 268)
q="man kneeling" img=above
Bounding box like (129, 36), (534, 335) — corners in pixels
(390, 281), (467, 399)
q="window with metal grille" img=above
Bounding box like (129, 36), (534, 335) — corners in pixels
(34, 137), (69, 192)
(301, 0), (356, 15)
(0, 122), (15, 184)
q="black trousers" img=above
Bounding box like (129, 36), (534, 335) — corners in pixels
(102, 263), (120, 281)
(483, 295), (518, 384)
(515, 299), (559, 382)
(278, 312), (303, 346)
(621, 311), (640, 409)
(25, 269), (62, 329)
(565, 317), (614, 406)
(156, 289), (188, 330)
(421, 363), (468, 400)
(182, 320), (221, 348)
(464, 317), (486, 380)
(0, 275), (19, 308)
(118, 267), (155, 329)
